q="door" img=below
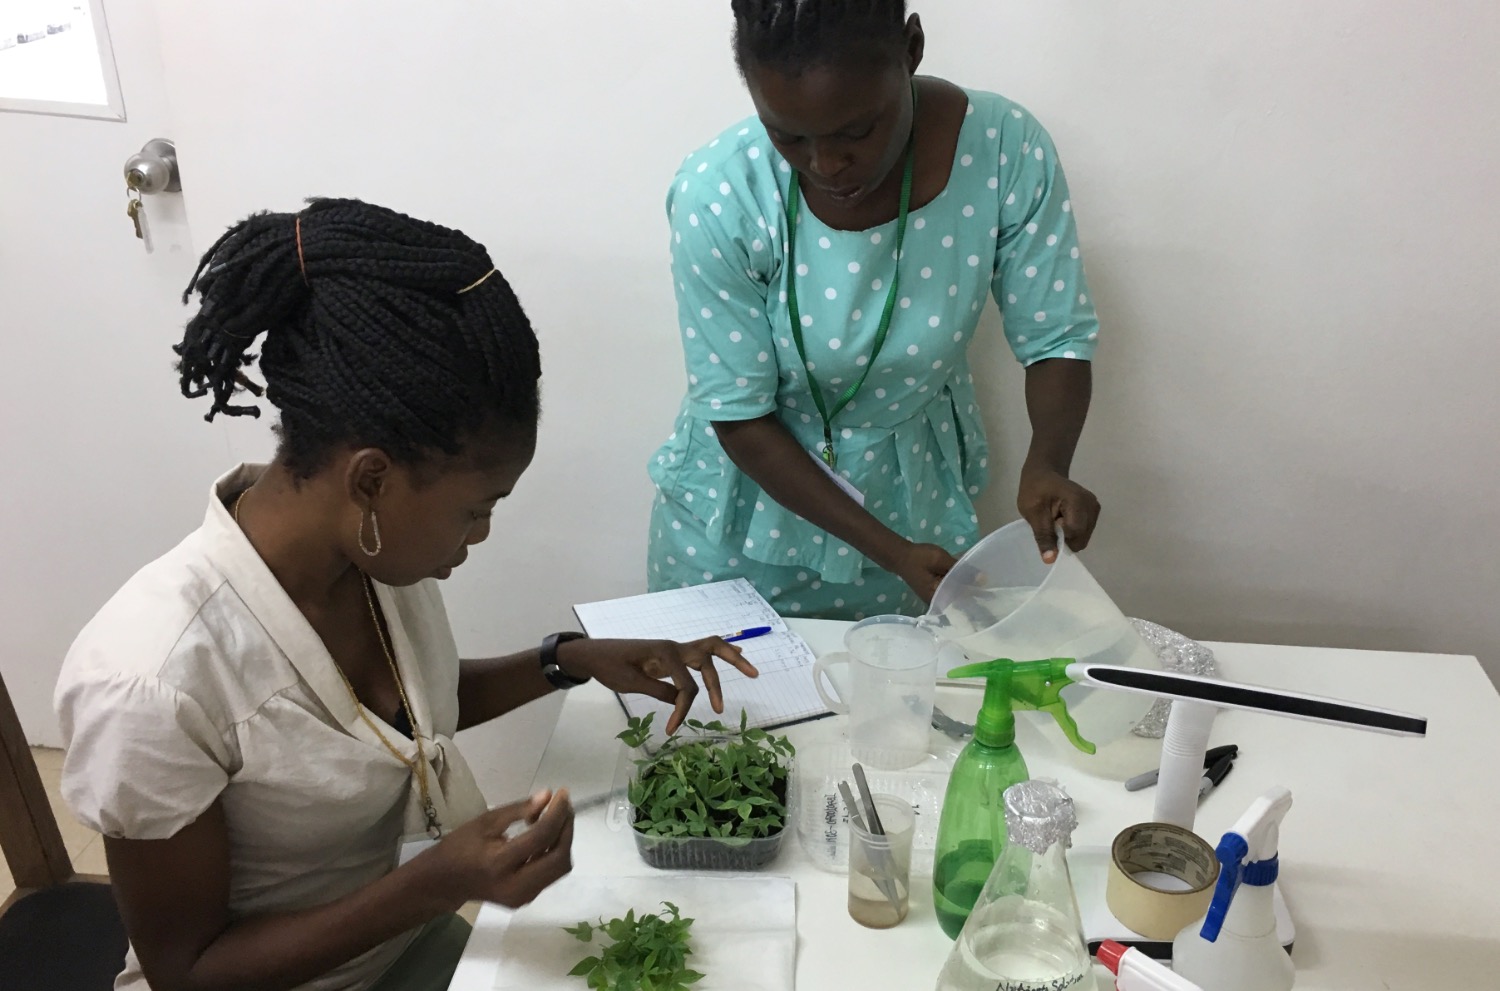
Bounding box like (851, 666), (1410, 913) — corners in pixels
(0, 0), (274, 748)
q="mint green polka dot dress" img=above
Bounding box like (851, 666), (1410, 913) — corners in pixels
(647, 88), (1099, 620)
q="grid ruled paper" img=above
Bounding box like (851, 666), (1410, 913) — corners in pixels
(572, 579), (830, 731)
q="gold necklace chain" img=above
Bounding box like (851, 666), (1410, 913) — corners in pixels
(233, 489), (441, 837)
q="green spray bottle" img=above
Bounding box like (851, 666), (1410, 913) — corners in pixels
(932, 658), (1097, 939)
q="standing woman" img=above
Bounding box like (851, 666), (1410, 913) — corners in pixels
(648, 1), (1102, 618)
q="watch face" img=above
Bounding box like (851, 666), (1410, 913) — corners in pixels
(543, 663), (582, 689)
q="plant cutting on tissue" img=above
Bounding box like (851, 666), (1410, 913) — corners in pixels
(619, 711), (795, 868)
(565, 902), (701, 991)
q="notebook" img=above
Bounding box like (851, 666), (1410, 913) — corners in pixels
(572, 579), (831, 731)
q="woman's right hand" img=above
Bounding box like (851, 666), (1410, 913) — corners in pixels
(892, 541), (960, 604)
(420, 789), (575, 910)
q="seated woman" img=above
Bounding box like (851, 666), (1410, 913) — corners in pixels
(54, 198), (753, 991)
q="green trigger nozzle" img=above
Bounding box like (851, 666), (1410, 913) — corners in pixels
(946, 658), (1096, 755)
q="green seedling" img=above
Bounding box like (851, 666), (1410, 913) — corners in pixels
(565, 901), (702, 991)
(619, 711), (795, 843)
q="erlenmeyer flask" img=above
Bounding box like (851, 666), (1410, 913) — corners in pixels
(935, 780), (1092, 991)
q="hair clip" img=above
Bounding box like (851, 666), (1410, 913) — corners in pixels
(457, 268), (498, 294)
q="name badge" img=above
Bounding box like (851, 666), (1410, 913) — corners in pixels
(395, 835), (440, 868)
(809, 450), (865, 507)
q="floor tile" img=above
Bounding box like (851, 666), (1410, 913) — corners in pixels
(74, 836), (110, 877)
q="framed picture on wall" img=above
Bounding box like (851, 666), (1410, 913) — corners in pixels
(0, 0), (125, 121)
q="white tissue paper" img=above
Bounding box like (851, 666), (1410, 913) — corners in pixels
(492, 874), (796, 991)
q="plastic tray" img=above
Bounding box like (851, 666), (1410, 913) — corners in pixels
(604, 737), (793, 871)
(794, 740), (957, 876)
(631, 783), (789, 870)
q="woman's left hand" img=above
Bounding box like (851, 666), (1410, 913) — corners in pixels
(554, 637), (759, 734)
(1017, 464), (1101, 563)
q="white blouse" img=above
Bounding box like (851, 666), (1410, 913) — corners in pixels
(55, 465), (488, 991)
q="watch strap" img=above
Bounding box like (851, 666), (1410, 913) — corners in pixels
(540, 631), (590, 689)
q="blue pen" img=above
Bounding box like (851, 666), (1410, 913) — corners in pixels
(723, 626), (773, 643)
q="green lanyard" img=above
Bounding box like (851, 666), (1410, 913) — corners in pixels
(784, 117), (917, 470)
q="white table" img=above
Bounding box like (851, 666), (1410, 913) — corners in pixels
(449, 620), (1500, 990)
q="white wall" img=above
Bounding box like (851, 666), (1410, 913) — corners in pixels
(4, 1), (1497, 766)
(950, 3), (1500, 658)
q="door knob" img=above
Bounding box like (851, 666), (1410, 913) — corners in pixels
(123, 138), (181, 194)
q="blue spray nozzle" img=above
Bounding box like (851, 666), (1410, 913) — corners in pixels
(1200, 839), (1283, 942)
(1199, 833), (1250, 943)
(1199, 785), (1294, 942)
(1242, 856), (1280, 886)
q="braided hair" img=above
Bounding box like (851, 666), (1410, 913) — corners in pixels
(731, 0), (908, 74)
(174, 198), (541, 478)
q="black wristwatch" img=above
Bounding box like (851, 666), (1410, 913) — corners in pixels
(540, 632), (591, 690)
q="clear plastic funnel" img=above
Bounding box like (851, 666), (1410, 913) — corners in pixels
(923, 520), (1160, 745)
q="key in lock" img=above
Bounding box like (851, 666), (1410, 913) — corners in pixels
(125, 193), (144, 239)
(122, 139), (181, 195)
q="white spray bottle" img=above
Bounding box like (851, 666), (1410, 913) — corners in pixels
(1173, 785), (1296, 991)
(1096, 940), (1203, 990)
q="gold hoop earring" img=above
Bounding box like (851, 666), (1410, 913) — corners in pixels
(358, 509), (382, 557)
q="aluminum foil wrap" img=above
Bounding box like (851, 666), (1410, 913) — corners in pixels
(1129, 618), (1220, 738)
(1003, 779), (1078, 854)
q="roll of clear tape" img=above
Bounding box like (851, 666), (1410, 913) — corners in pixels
(1105, 822), (1221, 940)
